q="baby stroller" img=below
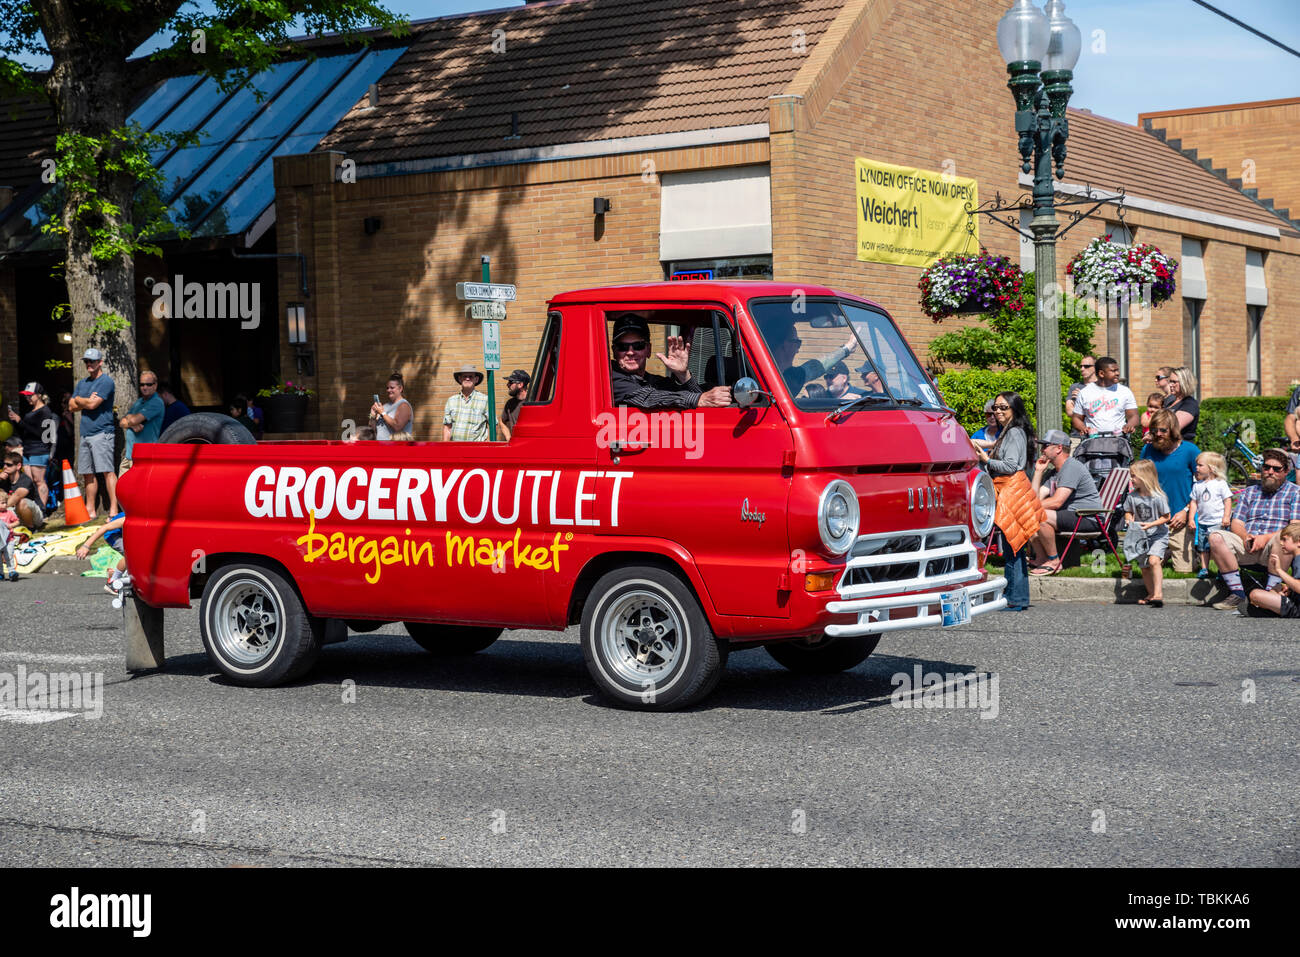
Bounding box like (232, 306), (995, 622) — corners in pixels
(1072, 433), (1133, 488)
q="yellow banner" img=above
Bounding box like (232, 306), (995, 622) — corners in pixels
(855, 158), (978, 267)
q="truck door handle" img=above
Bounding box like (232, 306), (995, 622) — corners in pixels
(608, 441), (646, 465)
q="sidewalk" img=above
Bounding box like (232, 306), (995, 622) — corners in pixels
(995, 571), (1231, 605)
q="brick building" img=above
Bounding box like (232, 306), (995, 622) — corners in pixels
(4, 0), (1299, 436)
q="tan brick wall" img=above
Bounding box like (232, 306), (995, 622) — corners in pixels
(273, 142), (771, 436)
(1140, 99), (1300, 222)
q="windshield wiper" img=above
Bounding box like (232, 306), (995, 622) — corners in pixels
(892, 396), (926, 407)
(826, 394), (893, 422)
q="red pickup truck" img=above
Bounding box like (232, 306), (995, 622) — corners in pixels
(119, 281), (1004, 709)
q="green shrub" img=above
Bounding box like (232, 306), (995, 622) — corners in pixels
(1194, 396), (1289, 456)
(935, 368), (1068, 435)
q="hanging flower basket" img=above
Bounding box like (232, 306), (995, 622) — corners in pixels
(918, 253), (1025, 322)
(1066, 235), (1178, 308)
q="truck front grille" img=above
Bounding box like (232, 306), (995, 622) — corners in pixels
(838, 525), (976, 597)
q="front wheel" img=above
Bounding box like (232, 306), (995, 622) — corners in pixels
(581, 566), (724, 711)
(199, 562), (321, 686)
(765, 634), (880, 673)
(405, 622), (502, 655)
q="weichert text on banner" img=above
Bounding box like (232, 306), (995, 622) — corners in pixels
(855, 158), (978, 267)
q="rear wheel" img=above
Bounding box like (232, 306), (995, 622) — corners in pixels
(580, 565), (724, 711)
(765, 634), (880, 674)
(199, 562), (320, 685)
(1225, 454), (1255, 486)
(405, 622), (502, 655)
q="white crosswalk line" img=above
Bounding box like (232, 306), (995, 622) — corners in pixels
(0, 709), (79, 724)
(0, 652), (117, 664)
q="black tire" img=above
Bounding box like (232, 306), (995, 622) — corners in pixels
(765, 634), (881, 674)
(199, 561), (321, 686)
(1225, 455), (1255, 487)
(160, 412), (256, 445)
(580, 565), (724, 711)
(404, 622), (502, 655)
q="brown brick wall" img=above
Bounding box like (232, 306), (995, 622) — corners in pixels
(273, 142), (771, 436)
(1139, 99), (1300, 222)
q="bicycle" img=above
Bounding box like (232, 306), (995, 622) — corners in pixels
(1220, 420), (1291, 486)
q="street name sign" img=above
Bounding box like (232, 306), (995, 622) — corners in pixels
(468, 301), (508, 321)
(456, 282), (517, 302)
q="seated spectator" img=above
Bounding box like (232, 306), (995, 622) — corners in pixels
(1141, 409), (1200, 573)
(1247, 521), (1300, 618)
(75, 510), (128, 595)
(971, 398), (1000, 450)
(1140, 391), (1163, 442)
(1207, 448), (1300, 613)
(609, 315), (731, 409)
(1162, 366), (1200, 442)
(1286, 382), (1300, 455)
(1028, 429), (1103, 575)
(1071, 356), (1138, 436)
(0, 451), (44, 530)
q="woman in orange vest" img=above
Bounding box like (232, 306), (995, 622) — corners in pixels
(975, 392), (1045, 612)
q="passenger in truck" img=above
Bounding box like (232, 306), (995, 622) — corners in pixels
(763, 319), (858, 396)
(609, 315), (731, 409)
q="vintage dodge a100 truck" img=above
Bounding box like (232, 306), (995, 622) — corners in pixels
(118, 281), (1004, 709)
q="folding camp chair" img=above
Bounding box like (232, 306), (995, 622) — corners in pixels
(1057, 466), (1130, 565)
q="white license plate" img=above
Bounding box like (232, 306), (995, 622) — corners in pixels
(940, 589), (971, 627)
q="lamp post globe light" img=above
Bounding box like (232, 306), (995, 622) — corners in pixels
(998, 0), (1081, 433)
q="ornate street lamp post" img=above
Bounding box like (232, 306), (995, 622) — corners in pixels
(997, 0), (1081, 434)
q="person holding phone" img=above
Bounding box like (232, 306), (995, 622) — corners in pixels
(371, 372), (414, 440)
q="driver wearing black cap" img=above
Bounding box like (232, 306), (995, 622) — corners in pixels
(609, 314), (732, 409)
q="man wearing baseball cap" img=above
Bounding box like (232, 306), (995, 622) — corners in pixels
(1028, 429), (1103, 574)
(443, 363), (490, 442)
(609, 314), (731, 409)
(67, 347), (117, 518)
(499, 369), (530, 442)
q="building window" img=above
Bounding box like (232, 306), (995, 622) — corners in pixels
(663, 256), (773, 281)
(1246, 305), (1263, 397)
(1182, 298), (1202, 391)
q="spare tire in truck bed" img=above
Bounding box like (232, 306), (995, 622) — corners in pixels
(160, 412), (257, 445)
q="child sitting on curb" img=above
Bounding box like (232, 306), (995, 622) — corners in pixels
(1123, 460), (1171, 607)
(1247, 521), (1300, 618)
(75, 510), (128, 596)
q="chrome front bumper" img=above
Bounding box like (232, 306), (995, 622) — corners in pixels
(821, 524), (1005, 637)
(823, 575), (1006, 636)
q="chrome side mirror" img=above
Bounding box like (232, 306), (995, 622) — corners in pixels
(733, 377), (770, 408)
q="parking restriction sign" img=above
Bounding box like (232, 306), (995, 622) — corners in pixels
(482, 320), (501, 371)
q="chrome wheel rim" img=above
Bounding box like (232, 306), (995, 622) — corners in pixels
(599, 589), (685, 686)
(211, 578), (281, 666)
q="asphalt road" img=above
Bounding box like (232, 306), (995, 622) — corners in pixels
(1, 566), (1296, 867)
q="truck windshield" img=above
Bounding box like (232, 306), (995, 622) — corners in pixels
(748, 298), (943, 412)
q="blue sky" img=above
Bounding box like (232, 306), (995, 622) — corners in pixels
(8, 1), (1299, 126)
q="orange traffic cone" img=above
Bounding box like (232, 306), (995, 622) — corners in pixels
(60, 459), (91, 527)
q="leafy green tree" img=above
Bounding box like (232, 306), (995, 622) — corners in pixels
(1, 0), (406, 413)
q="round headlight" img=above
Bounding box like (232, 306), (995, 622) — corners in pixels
(818, 479), (860, 555)
(970, 471), (996, 539)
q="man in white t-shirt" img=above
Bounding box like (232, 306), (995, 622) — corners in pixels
(1070, 355), (1138, 436)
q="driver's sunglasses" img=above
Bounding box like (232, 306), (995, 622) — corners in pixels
(614, 339), (648, 353)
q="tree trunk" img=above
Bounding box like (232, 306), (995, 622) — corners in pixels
(38, 0), (140, 463)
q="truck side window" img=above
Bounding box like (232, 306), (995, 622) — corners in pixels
(687, 311), (746, 389)
(526, 311), (561, 405)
